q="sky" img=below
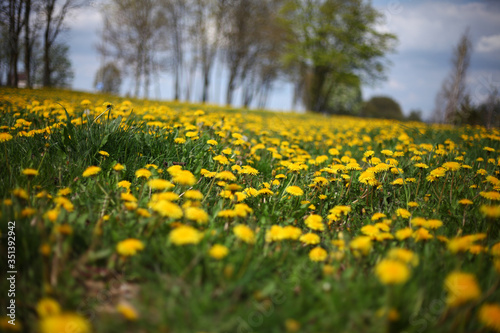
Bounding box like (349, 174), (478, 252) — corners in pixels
(66, 0), (500, 120)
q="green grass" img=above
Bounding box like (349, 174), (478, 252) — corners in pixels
(0, 87), (499, 333)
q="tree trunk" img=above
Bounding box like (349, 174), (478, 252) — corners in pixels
(43, 4), (53, 87)
(24, 0), (31, 88)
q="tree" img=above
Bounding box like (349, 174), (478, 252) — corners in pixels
(33, 41), (73, 87)
(93, 62), (121, 95)
(41, 0), (81, 87)
(406, 109), (423, 122)
(280, 0), (396, 113)
(3, 0), (26, 87)
(99, 0), (165, 98)
(361, 96), (403, 120)
(433, 28), (472, 124)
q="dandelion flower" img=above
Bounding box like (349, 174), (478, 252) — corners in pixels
(0, 132), (13, 142)
(285, 186), (303, 196)
(480, 205), (500, 218)
(117, 303), (138, 321)
(148, 179), (174, 190)
(116, 238), (144, 256)
(375, 259), (410, 285)
(233, 224), (256, 244)
(305, 214), (324, 231)
(300, 233), (321, 245)
(22, 168), (38, 176)
(172, 170), (196, 186)
(371, 212), (386, 221)
(209, 244), (229, 259)
(113, 163), (125, 171)
(184, 207), (209, 224)
(309, 247), (328, 261)
(480, 191), (500, 201)
(478, 303), (500, 332)
(36, 298), (61, 318)
(135, 168), (152, 179)
(387, 248), (419, 267)
(396, 208), (411, 219)
(184, 190), (203, 200)
(459, 199), (473, 205)
(216, 171), (237, 181)
(117, 180), (131, 189)
(150, 200), (183, 219)
(169, 225), (203, 245)
(444, 271), (481, 307)
(413, 228), (433, 242)
(395, 228), (413, 241)
(82, 166), (101, 177)
(39, 313), (91, 333)
(350, 236), (372, 256)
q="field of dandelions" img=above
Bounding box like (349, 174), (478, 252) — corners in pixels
(1, 87), (500, 333)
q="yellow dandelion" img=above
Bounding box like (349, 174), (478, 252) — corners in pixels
(233, 224), (256, 244)
(116, 238), (144, 256)
(117, 180), (131, 189)
(371, 212), (387, 221)
(209, 244), (229, 259)
(478, 303), (500, 332)
(148, 179), (175, 190)
(150, 200), (183, 219)
(169, 225), (203, 245)
(480, 191), (500, 201)
(387, 248), (419, 267)
(480, 205), (500, 218)
(39, 313), (91, 333)
(395, 228), (413, 241)
(396, 208), (411, 219)
(184, 190), (203, 200)
(305, 214), (324, 231)
(350, 236), (372, 256)
(285, 186), (304, 196)
(82, 166), (101, 177)
(22, 168), (38, 176)
(135, 168), (152, 179)
(375, 259), (410, 285)
(216, 171), (237, 181)
(36, 298), (61, 318)
(113, 163), (125, 171)
(300, 233), (321, 245)
(459, 199), (473, 205)
(0, 132), (13, 142)
(172, 170), (197, 186)
(309, 247), (328, 262)
(444, 271), (481, 307)
(184, 207), (209, 224)
(117, 302), (138, 321)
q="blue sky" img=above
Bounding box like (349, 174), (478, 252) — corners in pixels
(66, 0), (500, 120)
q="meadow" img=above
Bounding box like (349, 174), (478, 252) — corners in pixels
(0, 86), (499, 333)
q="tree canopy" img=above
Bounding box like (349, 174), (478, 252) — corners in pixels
(280, 0), (397, 113)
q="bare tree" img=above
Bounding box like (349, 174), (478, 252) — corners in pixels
(40, 0), (81, 87)
(434, 28), (473, 124)
(98, 0), (165, 98)
(4, 0), (25, 87)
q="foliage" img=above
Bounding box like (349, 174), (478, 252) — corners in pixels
(280, 0), (396, 113)
(1, 87), (500, 332)
(361, 95), (404, 120)
(33, 42), (74, 88)
(93, 62), (122, 95)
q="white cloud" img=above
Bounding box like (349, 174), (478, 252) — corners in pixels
(477, 34), (500, 53)
(379, 2), (500, 53)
